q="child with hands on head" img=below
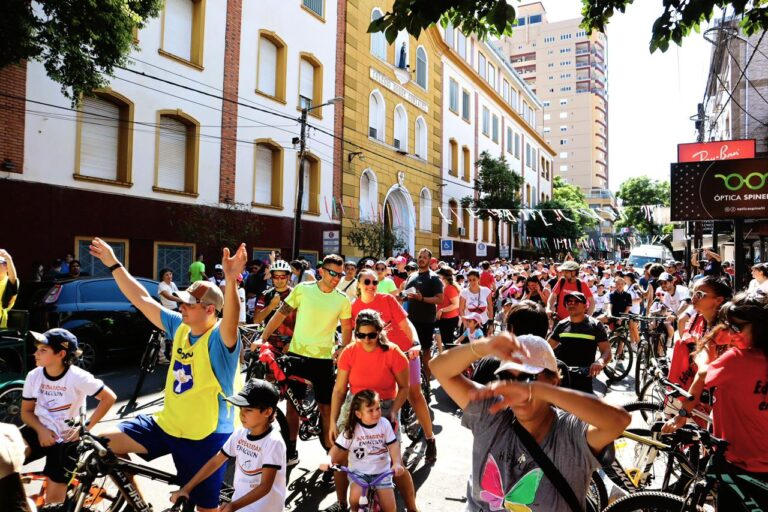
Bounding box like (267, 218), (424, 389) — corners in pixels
(170, 379), (286, 512)
(322, 389), (405, 512)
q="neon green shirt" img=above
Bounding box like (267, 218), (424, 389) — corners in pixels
(189, 261), (206, 282)
(376, 277), (398, 295)
(285, 282), (352, 359)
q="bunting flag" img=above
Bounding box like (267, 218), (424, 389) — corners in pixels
(538, 210), (551, 226)
(324, 196), (331, 217)
(437, 207), (452, 224)
(337, 196), (345, 215)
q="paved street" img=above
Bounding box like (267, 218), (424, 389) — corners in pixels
(22, 357), (638, 511)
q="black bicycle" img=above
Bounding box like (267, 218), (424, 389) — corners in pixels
(121, 330), (166, 414)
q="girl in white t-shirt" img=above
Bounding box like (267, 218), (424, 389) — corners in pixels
(327, 390), (404, 512)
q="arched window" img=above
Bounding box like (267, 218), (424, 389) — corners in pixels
(359, 169), (378, 220)
(370, 9), (386, 60)
(448, 199), (459, 237)
(257, 31), (287, 101)
(414, 116), (427, 159)
(419, 188), (432, 232)
(368, 90), (385, 141)
(154, 110), (200, 195)
(393, 104), (408, 152)
(416, 46), (427, 88)
(298, 53), (323, 115)
(462, 208), (470, 239)
(253, 139), (283, 207)
(394, 30), (409, 68)
(299, 153), (320, 214)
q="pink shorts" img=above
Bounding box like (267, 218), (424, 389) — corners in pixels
(409, 356), (422, 386)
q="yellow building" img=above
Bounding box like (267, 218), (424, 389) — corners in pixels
(337, 1), (443, 258)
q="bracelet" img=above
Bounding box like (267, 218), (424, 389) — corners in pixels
(469, 341), (482, 358)
(108, 263), (123, 273)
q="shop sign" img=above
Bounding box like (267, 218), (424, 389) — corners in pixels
(677, 139), (755, 163)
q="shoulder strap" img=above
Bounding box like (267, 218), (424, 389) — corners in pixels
(576, 279), (582, 293)
(555, 277), (566, 311)
(342, 279), (355, 292)
(512, 418), (584, 512)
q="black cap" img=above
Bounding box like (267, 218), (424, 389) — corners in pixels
(30, 328), (79, 354)
(563, 291), (588, 304)
(225, 379), (279, 409)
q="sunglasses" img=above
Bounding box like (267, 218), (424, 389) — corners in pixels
(692, 290), (710, 300)
(362, 278), (379, 286)
(564, 299), (583, 305)
(725, 320), (747, 333)
(355, 331), (379, 340)
(498, 371), (539, 383)
(323, 268), (342, 278)
(272, 274), (289, 280)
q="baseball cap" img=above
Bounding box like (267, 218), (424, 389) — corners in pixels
(173, 280), (225, 311)
(495, 335), (558, 375)
(560, 261), (579, 271)
(225, 379), (279, 409)
(30, 328), (79, 354)
(462, 312), (484, 324)
(430, 257), (438, 265)
(463, 262), (470, 267)
(659, 272), (674, 281)
(344, 260), (358, 268)
(214, 264), (223, 271)
(406, 262), (417, 270)
(394, 256), (406, 264)
(563, 291), (587, 304)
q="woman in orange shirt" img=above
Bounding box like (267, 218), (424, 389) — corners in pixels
(436, 267), (461, 349)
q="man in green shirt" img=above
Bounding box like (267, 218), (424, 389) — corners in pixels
(256, 254), (352, 462)
(188, 254), (208, 283)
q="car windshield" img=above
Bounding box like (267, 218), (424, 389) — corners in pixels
(628, 255), (661, 267)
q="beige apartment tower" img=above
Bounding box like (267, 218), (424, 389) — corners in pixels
(495, 2), (609, 194)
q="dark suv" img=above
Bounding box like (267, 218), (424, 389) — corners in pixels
(31, 277), (160, 370)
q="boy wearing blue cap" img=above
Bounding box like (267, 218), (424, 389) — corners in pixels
(20, 328), (117, 505)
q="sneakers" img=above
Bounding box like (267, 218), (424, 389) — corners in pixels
(287, 451), (299, 467)
(425, 437), (437, 464)
(322, 502), (349, 512)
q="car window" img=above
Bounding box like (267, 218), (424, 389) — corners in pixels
(78, 280), (128, 304)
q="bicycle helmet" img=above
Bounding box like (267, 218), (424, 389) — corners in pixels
(271, 260), (291, 272)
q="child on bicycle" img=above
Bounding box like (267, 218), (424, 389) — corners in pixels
(323, 389), (404, 512)
(455, 313), (485, 345)
(20, 329), (117, 505)
(170, 379), (286, 512)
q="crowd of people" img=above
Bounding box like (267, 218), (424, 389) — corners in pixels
(3, 241), (768, 512)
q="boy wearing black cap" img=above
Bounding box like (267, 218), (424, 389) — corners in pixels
(171, 379), (286, 512)
(20, 328), (117, 505)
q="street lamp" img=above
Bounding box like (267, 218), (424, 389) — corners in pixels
(292, 97), (344, 259)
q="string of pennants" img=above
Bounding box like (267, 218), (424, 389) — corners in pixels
(523, 233), (668, 252)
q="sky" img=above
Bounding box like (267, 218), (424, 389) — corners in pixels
(538, 0), (713, 190)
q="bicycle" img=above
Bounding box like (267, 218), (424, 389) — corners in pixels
(324, 464), (396, 512)
(121, 330), (166, 414)
(621, 312), (668, 397)
(399, 345), (432, 443)
(603, 316), (635, 382)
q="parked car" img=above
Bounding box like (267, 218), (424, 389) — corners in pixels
(31, 277), (160, 370)
(627, 244), (674, 268)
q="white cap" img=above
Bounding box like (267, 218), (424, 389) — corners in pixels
(214, 264), (223, 270)
(495, 335), (558, 375)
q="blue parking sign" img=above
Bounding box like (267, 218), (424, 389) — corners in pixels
(441, 239), (453, 256)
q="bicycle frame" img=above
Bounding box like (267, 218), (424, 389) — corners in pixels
(329, 464), (395, 512)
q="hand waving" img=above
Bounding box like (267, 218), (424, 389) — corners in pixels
(222, 243), (247, 279)
(89, 238), (119, 267)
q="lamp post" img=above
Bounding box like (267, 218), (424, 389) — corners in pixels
(292, 97), (344, 260)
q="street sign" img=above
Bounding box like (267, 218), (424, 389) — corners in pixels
(440, 239), (454, 256)
(499, 245), (510, 258)
(476, 242), (487, 257)
(322, 230), (340, 255)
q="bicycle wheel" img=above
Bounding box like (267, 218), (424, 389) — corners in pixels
(639, 379), (666, 411)
(601, 490), (685, 511)
(420, 369), (431, 404)
(588, 471), (608, 512)
(66, 474), (128, 512)
(623, 400), (666, 428)
(399, 400), (423, 443)
(0, 384), (23, 425)
(634, 341), (652, 397)
(604, 335), (633, 382)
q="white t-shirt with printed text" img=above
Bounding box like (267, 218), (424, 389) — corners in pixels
(335, 418), (397, 475)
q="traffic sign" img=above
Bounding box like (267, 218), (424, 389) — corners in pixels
(441, 239), (454, 256)
(323, 230), (340, 255)
(476, 242), (487, 257)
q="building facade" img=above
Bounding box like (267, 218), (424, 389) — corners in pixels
(439, 26), (554, 262)
(1, 0), (341, 283)
(495, 2), (609, 194)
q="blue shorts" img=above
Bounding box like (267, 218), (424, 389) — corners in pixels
(118, 415), (229, 509)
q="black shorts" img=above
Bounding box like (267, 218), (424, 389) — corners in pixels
(21, 426), (79, 484)
(413, 322), (436, 352)
(284, 353), (335, 404)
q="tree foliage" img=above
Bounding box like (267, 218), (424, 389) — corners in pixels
(1, 0), (162, 102)
(615, 176), (671, 235)
(526, 177), (597, 240)
(167, 202), (262, 253)
(461, 151), (523, 245)
(347, 221), (407, 259)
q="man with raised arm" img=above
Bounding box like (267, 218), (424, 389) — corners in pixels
(88, 238), (245, 512)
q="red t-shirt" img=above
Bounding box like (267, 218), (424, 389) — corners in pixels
(705, 347), (768, 472)
(351, 294), (410, 352)
(439, 285), (460, 319)
(668, 313), (708, 389)
(479, 271), (495, 290)
(337, 342), (409, 400)
(552, 279), (594, 319)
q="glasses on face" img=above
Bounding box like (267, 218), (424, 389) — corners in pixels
(692, 290), (710, 300)
(725, 320), (747, 333)
(355, 331), (379, 340)
(498, 371), (539, 383)
(362, 278), (379, 286)
(564, 299), (582, 306)
(272, 274), (289, 280)
(323, 268), (342, 278)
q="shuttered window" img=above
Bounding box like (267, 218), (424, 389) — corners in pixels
(258, 37), (278, 97)
(299, 58), (314, 109)
(164, 0), (193, 62)
(416, 47), (427, 88)
(79, 97), (119, 181)
(254, 144), (273, 205)
(303, 0), (323, 17)
(157, 116), (187, 191)
(301, 159), (310, 212)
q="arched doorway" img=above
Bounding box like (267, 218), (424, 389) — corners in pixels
(383, 184), (416, 257)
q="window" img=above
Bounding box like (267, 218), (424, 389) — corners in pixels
(253, 140), (283, 207)
(544, 36), (555, 43)
(415, 117), (427, 159)
(160, 0), (205, 67)
(75, 91), (133, 185)
(560, 33), (572, 40)
(257, 32), (287, 101)
(516, 17), (526, 26)
(543, 113), (551, 121)
(448, 200), (459, 237)
(154, 111), (199, 195)
(560, 48), (572, 54)
(444, 23), (454, 48)
(488, 64), (495, 88)
(543, 127), (551, 133)
(478, 53), (487, 80)
(502, 80), (510, 102)
(529, 14), (542, 24)
(576, 30), (587, 38)
(560, 86), (572, 92)
(525, 143), (532, 167)
(506, 127), (513, 153)
(482, 107), (490, 136)
(462, 209), (470, 239)
(370, 9), (386, 59)
(560, 126), (567, 132)
(457, 31), (467, 59)
(155, 242), (195, 288)
(419, 188), (432, 231)
(559, 164), (568, 171)
(462, 146), (471, 181)
(368, 90), (385, 141)
(299, 153), (320, 214)
(559, 112), (568, 119)
(525, 184), (531, 206)
(560, 99), (568, 105)
(559, 151), (568, 158)
(359, 169), (378, 220)
(393, 104), (408, 151)
(302, 0), (324, 18)
(560, 139), (568, 145)
(76, 237), (129, 276)
(394, 30), (409, 68)
(298, 54), (322, 115)
(416, 46), (428, 88)
(560, 60), (571, 66)
(560, 73), (571, 79)
(492, 115), (499, 143)
(461, 89), (470, 121)
(547, 62), (554, 68)
(449, 138), (458, 176)
(514, 133), (520, 158)
(510, 88), (518, 109)
(542, 100), (550, 107)
(448, 79), (459, 113)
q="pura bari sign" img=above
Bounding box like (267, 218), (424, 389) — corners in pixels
(370, 67), (429, 113)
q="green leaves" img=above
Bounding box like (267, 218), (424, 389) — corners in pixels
(615, 177), (670, 235)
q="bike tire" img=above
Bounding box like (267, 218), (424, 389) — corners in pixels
(65, 474), (128, 512)
(622, 400), (666, 428)
(399, 400), (423, 443)
(601, 490), (685, 511)
(0, 383), (24, 425)
(421, 369), (431, 404)
(604, 335), (633, 382)
(588, 471), (608, 512)
(634, 341), (651, 397)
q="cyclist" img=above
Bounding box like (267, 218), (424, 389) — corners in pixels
(600, 276), (633, 359)
(547, 260), (595, 321)
(253, 259), (295, 353)
(255, 254), (352, 465)
(0, 249), (19, 329)
(548, 291), (611, 394)
(20, 328), (117, 505)
(88, 237), (244, 512)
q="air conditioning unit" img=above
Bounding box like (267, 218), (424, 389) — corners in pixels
(458, 227), (466, 237)
(393, 138), (401, 149)
(369, 127), (377, 139)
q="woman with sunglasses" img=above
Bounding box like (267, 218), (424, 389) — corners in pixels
(460, 269), (494, 335)
(328, 309), (419, 512)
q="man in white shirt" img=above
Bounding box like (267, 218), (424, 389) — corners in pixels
(335, 261), (359, 301)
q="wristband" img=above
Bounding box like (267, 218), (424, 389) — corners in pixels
(108, 263), (123, 273)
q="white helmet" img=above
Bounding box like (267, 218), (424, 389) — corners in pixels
(270, 260), (291, 273)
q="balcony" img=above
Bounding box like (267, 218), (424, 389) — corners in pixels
(510, 52), (536, 64)
(576, 72), (590, 81)
(576, 58), (590, 69)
